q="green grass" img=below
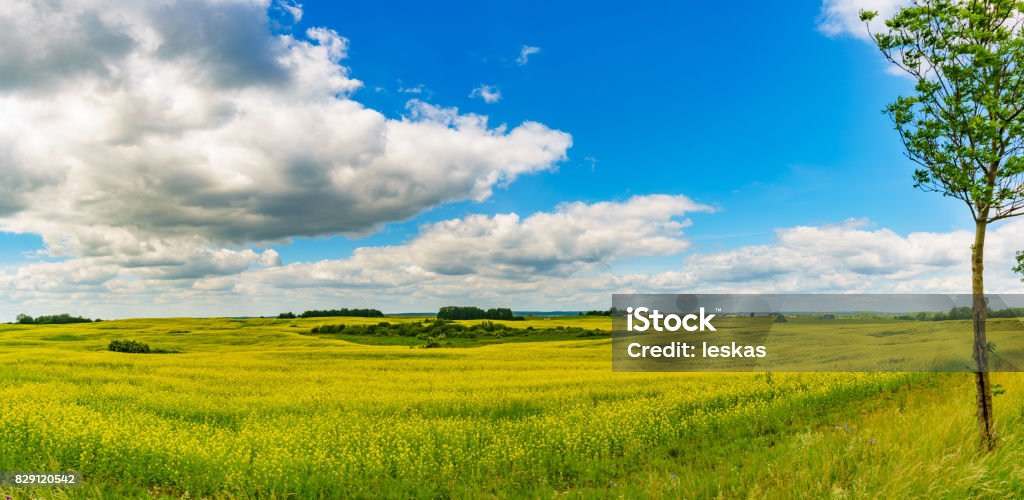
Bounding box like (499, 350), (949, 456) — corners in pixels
(617, 316), (1024, 371)
(0, 317), (1022, 498)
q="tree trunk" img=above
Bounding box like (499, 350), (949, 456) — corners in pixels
(972, 219), (996, 451)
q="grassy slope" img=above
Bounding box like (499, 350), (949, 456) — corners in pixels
(584, 373), (1024, 498)
(0, 317), (1021, 498)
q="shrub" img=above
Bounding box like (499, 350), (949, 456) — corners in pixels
(311, 324), (346, 334)
(108, 340), (151, 354)
(421, 334), (446, 348)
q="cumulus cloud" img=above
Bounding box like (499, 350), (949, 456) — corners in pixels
(0, 0), (571, 259)
(678, 218), (1024, 294)
(0, 195), (711, 316)
(516, 45), (541, 65)
(469, 84), (502, 103)
(3, 244), (279, 290)
(213, 215), (1024, 312)
(4, 0), (1023, 318)
(7, 189), (1022, 319)
(258, 194), (712, 283)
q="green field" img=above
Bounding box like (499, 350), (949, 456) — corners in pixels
(615, 316), (1024, 372)
(1, 317), (1024, 498)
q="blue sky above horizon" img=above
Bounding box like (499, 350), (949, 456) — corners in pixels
(0, 0), (1020, 318)
(267, 0), (962, 263)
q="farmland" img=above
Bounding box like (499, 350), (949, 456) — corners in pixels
(1, 317), (1023, 498)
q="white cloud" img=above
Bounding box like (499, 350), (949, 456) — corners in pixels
(470, 84), (502, 103)
(817, 0), (906, 39)
(2, 0), (1022, 318)
(398, 83), (426, 94)
(261, 194), (712, 281)
(677, 218), (1024, 294)
(0, 195), (711, 316)
(817, 0), (1020, 78)
(3, 244), (280, 289)
(274, 0), (303, 23)
(5, 190), (1023, 319)
(199, 215), (1024, 312)
(0, 0), (570, 256)
(516, 45), (541, 65)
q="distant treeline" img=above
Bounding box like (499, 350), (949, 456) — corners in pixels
(578, 308), (623, 316)
(310, 319), (604, 347)
(16, 313), (97, 325)
(436, 306), (523, 321)
(278, 308), (384, 319)
(896, 306), (1024, 321)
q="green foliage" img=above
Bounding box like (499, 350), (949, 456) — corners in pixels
(311, 323), (346, 334)
(299, 308), (384, 318)
(863, 0), (1024, 223)
(107, 339), (177, 354)
(895, 306), (1024, 321)
(437, 306), (518, 321)
(15, 313), (94, 324)
(579, 308), (622, 316)
(774, 313), (788, 323)
(1015, 250), (1024, 278)
(863, 1), (1024, 448)
(277, 312), (296, 319)
(420, 333), (446, 348)
(108, 339), (151, 353)
(309, 318), (605, 346)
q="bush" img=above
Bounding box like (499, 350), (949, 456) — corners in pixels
(421, 334), (446, 348)
(107, 340), (177, 354)
(472, 321), (509, 333)
(311, 324), (346, 334)
(108, 340), (151, 354)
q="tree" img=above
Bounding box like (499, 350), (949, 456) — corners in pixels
(861, 0), (1024, 450)
(436, 306), (515, 321)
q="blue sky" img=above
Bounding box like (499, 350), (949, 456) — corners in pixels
(265, 0), (963, 263)
(0, 0), (1020, 317)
